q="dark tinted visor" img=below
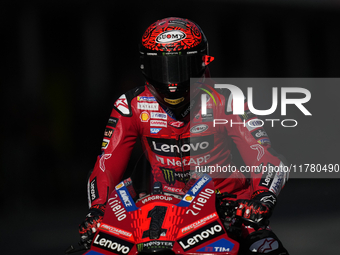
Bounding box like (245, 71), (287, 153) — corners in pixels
(141, 53), (205, 87)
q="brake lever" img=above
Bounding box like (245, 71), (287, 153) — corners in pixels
(236, 216), (270, 231)
(216, 192), (237, 200)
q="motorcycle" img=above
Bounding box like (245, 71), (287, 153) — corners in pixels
(66, 173), (261, 255)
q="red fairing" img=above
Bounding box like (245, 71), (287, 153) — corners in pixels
(85, 176), (240, 255)
(87, 85), (288, 207)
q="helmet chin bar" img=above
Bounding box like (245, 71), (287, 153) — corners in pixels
(145, 70), (209, 120)
(147, 82), (202, 121)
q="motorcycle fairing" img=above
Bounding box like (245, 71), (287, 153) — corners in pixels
(196, 238), (235, 253)
(85, 174), (239, 255)
(115, 181), (138, 212)
(176, 175), (212, 208)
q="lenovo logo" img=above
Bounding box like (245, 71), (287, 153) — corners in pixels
(147, 135), (214, 157)
(178, 222), (224, 251)
(93, 232), (133, 255)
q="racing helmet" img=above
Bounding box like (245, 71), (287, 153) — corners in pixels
(139, 17), (214, 114)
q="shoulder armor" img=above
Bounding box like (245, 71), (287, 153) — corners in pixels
(112, 86), (145, 117)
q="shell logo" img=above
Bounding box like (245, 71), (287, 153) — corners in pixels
(140, 111), (150, 122)
(183, 194), (195, 202)
(115, 183), (124, 190)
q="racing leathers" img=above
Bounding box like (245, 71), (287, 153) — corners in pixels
(87, 84), (288, 208)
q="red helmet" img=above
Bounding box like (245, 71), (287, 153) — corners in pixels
(139, 17), (214, 117)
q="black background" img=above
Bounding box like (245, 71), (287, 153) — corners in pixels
(1, 0), (340, 254)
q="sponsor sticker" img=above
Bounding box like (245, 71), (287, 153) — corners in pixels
(115, 182), (124, 190)
(150, 128), (162, 134)
(155, 154), (211, 167)
(178, 221), (224, 251)
(259, 163), (275, 188)
(164, 97), (184, 105)
(169, 121), (185, 128)
(102, 139), (110, 149)
(140, 111), (150, 122)
(191, 175), (211, 195)
(160, 168), (191, 185)
(239, 110), (256, 121)
(137, 102), (159, 110)
(246, 119), (264, 131)
(163, 185), (184, 194)
(108, 193), (127, 221)
(99, 223), (133, 240)
(104, 128), (113, 138)
(179, 212), (218, 236)
(92, 232), (133, 255)
(140, 195), (173, 205)
(160, 168), (176, 186)
(151, 112), (167, 120)
(137, 241), (174, 252)
(107, 117), (119, 128)
(155, 30), (186, 43)
(150, 120), (167, 127)
(89, 177), (99, 202)
(269, 170), (285, 195)
(116, 184), (138, 212)
(137, 96), (156, 102)
(190, 124), (208, 134)
(178, 176), (213, 209)
(258, 138), (271, 145)
(196, 238), (235, 252)
(251, 129), (268, 139)
(147, 135), (214, 157)
(183, 194), (195, 203)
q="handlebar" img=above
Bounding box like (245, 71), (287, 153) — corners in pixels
(215, 192), (270, 232)
(65, 243), (88, 254)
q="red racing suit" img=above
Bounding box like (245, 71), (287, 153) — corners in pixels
(87, 85), (288, 208)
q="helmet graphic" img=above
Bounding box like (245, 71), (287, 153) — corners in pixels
(139, 17), (214, 118)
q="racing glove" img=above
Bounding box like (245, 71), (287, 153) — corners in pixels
(79, 204), (106, 248)
(236, 190), (277, 225)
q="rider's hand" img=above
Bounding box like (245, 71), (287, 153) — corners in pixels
(236, 190), (277, 224)
(79, 204), (106, 249)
